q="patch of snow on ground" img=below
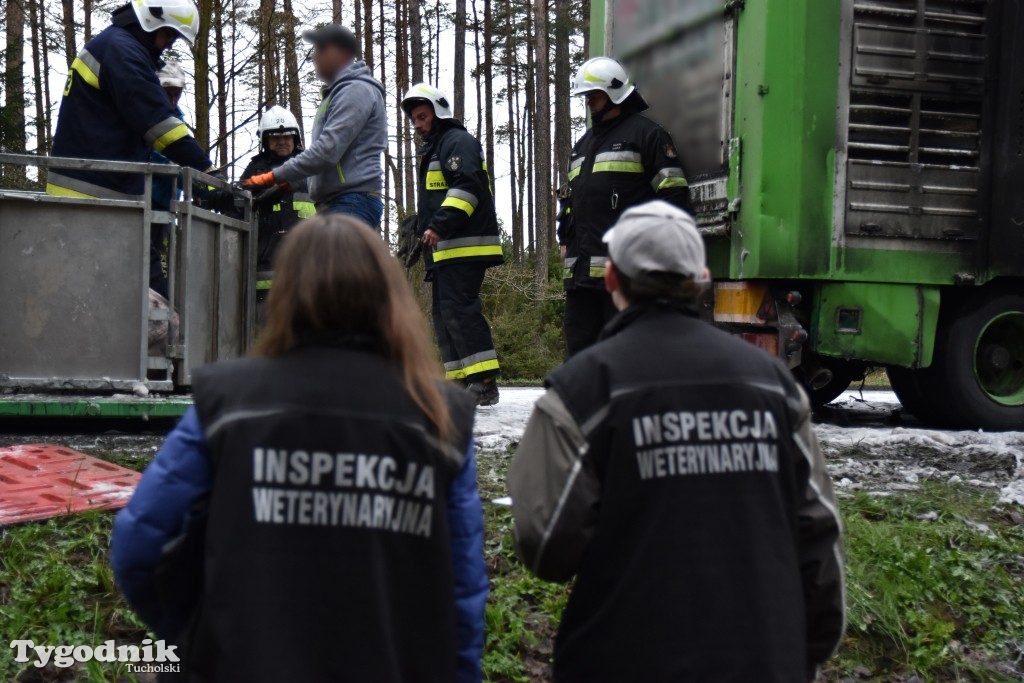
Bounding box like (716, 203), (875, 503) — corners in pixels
(476, 388), (1024, 502)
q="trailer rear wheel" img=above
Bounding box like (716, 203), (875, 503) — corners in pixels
(886, 366), (945, 424)
(800, 355), (863, 407)
(916, 291), (1024, 430)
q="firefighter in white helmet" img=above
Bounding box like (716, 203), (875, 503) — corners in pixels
(558, 56), (691, 357)
(239, 106), (316, 315)
(49, 0), (213, 201)
(401, 83), (504, 407)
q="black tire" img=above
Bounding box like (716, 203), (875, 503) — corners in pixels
(799, 356), (861, 407)
(886, 366), (947, 424)
(919, 290), (1024, 430)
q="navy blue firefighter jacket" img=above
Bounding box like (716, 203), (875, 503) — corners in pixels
(49, 24), (212, 199)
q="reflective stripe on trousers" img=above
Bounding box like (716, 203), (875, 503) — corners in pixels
(444, 349), (500, 381)
(433, 235), (503, 263)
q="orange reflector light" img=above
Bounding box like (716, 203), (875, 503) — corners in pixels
(736, 333), (780, 357)
(714, 282), (771, 324)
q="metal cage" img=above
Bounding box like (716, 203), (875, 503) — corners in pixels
(0, 153), (255, 393)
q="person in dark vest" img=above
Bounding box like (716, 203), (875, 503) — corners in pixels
(239, 106), (316, 315)
(401, 83), (504, 406)
(111, 215), (489, 683)
(508, 201), (845, 683)
(559, 57), (690, 357)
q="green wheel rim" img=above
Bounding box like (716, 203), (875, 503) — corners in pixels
(973, 311), (1024, 407)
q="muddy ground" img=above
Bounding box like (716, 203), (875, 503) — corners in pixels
(475, 387), (1024, 505)
(1, 387), (1022, 502)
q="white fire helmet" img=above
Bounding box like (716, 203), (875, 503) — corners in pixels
(571, 56), (647, 109)
(258, 106), (303, 150)
(156, 61), (186, 89)
(130, 0), (201, 47)
(401, 83), (454, 120)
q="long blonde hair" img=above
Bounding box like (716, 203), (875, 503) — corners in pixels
(255, 215), (452, 444)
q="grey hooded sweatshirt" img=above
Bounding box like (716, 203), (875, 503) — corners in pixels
(273, 61), (386, 205)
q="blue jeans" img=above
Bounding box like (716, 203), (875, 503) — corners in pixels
(321, 192), (384, 231)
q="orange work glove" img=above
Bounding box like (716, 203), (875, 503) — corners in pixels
(242, 171), (276, 188)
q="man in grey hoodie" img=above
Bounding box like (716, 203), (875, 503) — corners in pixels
(242, 25), (387, 230)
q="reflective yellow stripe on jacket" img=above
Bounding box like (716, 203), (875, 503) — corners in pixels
(432, 235), (503, 263)
(426, 161), (447, 190)
(440, 188), (479, 217)
(145, 116), (190, 152)
(567, 156), (584, 181)
(592, 150), (644, 174)
(46, 172), (142, 201)
(651, 167), (688, 192)
(70, 49), (101, 89)
(271, 193), (317, 219)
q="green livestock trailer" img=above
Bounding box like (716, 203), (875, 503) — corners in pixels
(590, 0), (1024, 429)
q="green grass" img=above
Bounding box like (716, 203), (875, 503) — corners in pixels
(2, 452), (1021, 682)
(835, 484), (1024, 682)
(0, 512), (148, 681)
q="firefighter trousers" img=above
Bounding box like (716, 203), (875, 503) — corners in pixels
(431, 262), (500, 383)
(564, 286), (619, 358)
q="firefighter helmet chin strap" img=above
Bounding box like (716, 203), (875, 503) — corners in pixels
(590, 97), (619, 125)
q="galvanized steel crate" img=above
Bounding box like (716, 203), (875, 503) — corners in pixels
(0, 153), (255, 393)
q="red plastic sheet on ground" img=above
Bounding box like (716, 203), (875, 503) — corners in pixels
(0, 444), (140, 525)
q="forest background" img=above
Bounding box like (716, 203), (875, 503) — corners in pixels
(0, 0), (593, 377)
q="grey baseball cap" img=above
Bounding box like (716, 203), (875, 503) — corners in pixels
(302, 25), (360, 55)
(602, 200), (706, 281)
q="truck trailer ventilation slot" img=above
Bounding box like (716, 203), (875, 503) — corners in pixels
(843, 0), (988, 241)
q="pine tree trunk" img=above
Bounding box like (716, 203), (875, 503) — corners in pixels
(28, 0), (47, 158)
(40, 1), (52, 147)
(3, 0), (27, 182)
(483, 0), (494, 201)
(453, 0), (465, 120)
(214, 0), (229, 164)
(60, 0), (76, 66)
(194, 0), (215, 150)
(471, 0), (482, 140)
(362, 0), (373, 69)
(409, 0), (423, 83)
(582, 0), (591, 58)
(533, 0), (552, 272)
(84, 0), (92, 41)
(332, 0), (342, 23)
(505, 2), (521, 258)
(282, 0), (303, 134)
(524, 1), (538, 256)
(260, 0), (277, 107)
(553, 0), (571, 190)
(434, 1), (442, 84)
(379, 0), (391, 241)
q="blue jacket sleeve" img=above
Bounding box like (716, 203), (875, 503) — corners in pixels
(110, 407), (212, 630)
(447, 441), (489, 683)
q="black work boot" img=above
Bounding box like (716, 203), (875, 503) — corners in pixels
(466, 378), (500, 407)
